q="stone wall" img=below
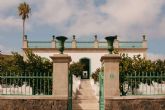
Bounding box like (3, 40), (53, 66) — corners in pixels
(0, 99), (67, 110)
(105, 98), (165, 110)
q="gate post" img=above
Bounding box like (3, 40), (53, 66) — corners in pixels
(100, 54), (121, 97)
(50, 54), (72, 98)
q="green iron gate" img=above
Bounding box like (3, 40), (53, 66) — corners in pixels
(99, 72), (104, 110)
(68, 72), (73, 110)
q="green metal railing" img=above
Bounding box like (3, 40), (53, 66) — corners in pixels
(27, 41), (143, 48)
(0, 72), (52, 95)
(99, 72), (104, 110)
(68, 72), (73, 110)
(28, 41), (52, 48)
(120, 72), (165, 96)
(99, 42), (107, 48)
(119, 41), (143, 48)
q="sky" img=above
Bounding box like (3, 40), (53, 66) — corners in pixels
(0, 0), (165, 59)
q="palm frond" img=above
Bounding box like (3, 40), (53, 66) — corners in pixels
(18, 2), (31, 20)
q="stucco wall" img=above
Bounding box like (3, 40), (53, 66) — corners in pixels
(35, 52), (144, 73)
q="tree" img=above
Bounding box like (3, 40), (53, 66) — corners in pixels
(24, 50), (52, 73)
(69, 62), (84, 77)
(0, 51), (53, 95)
(21, 50), (53, 95)
(91, 54), (165, 95)
(18, 2), (31, 40)
(92, 67), (103, 83)
(119, 54), (165, 95)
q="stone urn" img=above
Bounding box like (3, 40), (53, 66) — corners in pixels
(105, 35), (117, 54)
(56, 36), (68, 54)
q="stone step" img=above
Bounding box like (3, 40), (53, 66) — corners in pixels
(78, 89), (94, 92)
(72, 79), (99, 110)
(73, 104), (99, 110)
(73, 103), (99, 107)
(72, 99), (98, 103)
(76, 95), (96, 99)
(77, 91), (95, 96)
(73, 109), (99, 110)
(79, 86), (91, 89)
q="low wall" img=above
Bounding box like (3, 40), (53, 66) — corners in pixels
(0, 96), (67, 110)
(105, 96), (165, 110)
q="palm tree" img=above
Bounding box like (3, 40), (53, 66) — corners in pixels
(18, 2), (31, 41)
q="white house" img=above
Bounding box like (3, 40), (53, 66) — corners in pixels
(23, 35), (147, 79)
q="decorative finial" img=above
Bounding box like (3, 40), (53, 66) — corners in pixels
(24, 35), (27, 40)
(143, 35), (146, 40)
(52, 35), (55, 40)
(73, 35), (76, 40)
(94, 35), (97, 40)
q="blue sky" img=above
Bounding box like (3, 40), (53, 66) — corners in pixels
(0, 0), (165, 59)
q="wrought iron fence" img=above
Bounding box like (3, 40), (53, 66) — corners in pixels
(120, 72), (165, 96)
(0, 72), (52, 95)
(99, 72), (104, 110)
(68, 72), (73, 110)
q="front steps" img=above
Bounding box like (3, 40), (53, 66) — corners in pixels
(72, 80), (99, 110)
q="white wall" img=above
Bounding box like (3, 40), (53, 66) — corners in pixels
(35, 52), (105, 73)
(35, 52), (144, 74)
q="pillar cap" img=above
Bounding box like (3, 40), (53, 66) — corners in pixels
(50, 54), (72, 63)
(100, 54), (121, 62)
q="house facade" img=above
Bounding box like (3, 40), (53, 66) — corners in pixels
(23, 35), (147, 79)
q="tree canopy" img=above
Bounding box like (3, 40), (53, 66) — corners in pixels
(18, 2), (31, 20)
(69, 62), (84, 77)
(91, 54), (165, 94)
(0, 51), (52, 73)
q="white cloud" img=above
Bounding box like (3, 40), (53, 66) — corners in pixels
(1, 0), (165, 40)
(57, 0), (164, 40)
(8, 0), (163, 41)
(0, 1), (33, 32)
(0, 44), (11, 54)
(148, 53), (165, 60)
(156, 18), (165, 36)
(0, 0), (23, 31)
(101, 0), (163, 25)
(33, 0), (73, 25)
(0, 17), (21, 31)
(0, 0), (21, 12)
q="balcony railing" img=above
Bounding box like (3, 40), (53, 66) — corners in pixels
(28, 41), (52, 48)
(119, 42), (143, 48)
(27, 41), (143, 48)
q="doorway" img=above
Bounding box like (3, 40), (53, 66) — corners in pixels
(80, 58), (90, 79)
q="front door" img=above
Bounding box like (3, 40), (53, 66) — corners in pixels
(80, 58), (90, 79)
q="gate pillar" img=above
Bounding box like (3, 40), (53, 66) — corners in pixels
(100, 54), (121, 97)
(50, 54), (72, 98)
